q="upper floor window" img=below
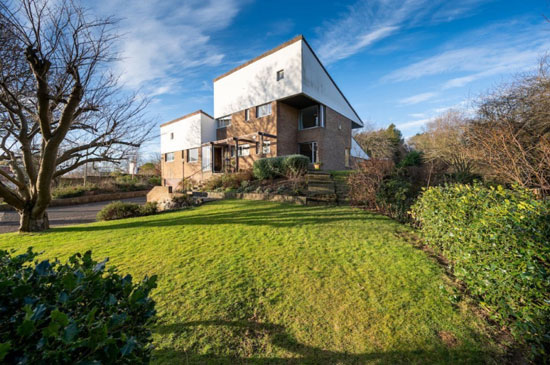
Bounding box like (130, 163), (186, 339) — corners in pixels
(299, 105), (325, 130)
(165, 152), (175, 162)
(256, 103), (272, 118)
(245, 109), (250, 121)
(237, 144), (250, 157)
(277, 69), (284, 81)
(187, 148), (198, 163)
(170, 132), (174, 140)
(217, 116), (231, 128)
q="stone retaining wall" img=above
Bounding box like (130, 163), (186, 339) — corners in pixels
(0, 190), (148, 212)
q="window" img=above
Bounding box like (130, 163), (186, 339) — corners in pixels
(299, 142), (318, 163)
(277, 69), (284, 81)
(245, 109), (250, 121)
(170, 132), (174, 140)
(262, 140), (271, 154)
(165, 152), (175, 162)
(230, 145), (235, 157)
(201, 146), (211, 171)
(187, 148), (198, 163)
(216, 116), (231, 128)
(299, 105), (325, 130)
(256, 103), (271, 118)
(237, 144), (250, 157)
(345, 148), (350, 168)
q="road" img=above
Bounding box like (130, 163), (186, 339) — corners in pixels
(0, 197), (146, 234)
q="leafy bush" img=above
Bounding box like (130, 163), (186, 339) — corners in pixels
(0, 248), (157, 364)
(410, 184), (550, 358)
(397, 150), (423, 168)
(115, 176), (148, 192)
(253, 155), (308, 180)
(282, 154), (309, 176)
(348, 159), (394, 208)
(376, 174), (418, 222)
(204, 171), (254, 191)
(148, 176), (162, 186)
(52, 184), (99, 199)
(97, 201), (158, 221)
(140, 202), (158, 216)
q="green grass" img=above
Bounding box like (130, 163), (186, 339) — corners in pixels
(1, 200), (505, 364)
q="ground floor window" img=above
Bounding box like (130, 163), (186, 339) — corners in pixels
(345, 148), (350, 168)
(238, 144), (250, 157)
(165, 152), (174, 162)
(201, 146), (211, 171)
(187, 148), (198, 163)
(262, 140), (271, 154)
(299, 142), (317, 163)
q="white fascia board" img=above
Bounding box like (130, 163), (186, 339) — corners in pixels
(213, 41), (302, 118)
(301, 41), (363, 128)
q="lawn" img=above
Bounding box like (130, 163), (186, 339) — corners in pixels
(0, 200), (505, 364)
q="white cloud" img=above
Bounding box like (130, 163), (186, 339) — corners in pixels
(91, 0), (244, 95)
(399, 92), (438, 105)
(384, 21), (550, 85)
(396, 118), (432, 130)
(314, 0), (488, 64)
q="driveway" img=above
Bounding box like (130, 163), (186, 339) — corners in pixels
(0, 197), (146, 234)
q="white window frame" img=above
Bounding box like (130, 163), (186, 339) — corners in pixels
(201, 146), (211, 171)
(256, 103), (272, 118)
(187, 148), (198, 163)
(262, 140), (271, 154)
(165, 152), (175, 162)
(237, 144), (250, 157)
(216, 116), (231, 129)
(299, 142), (318, 163)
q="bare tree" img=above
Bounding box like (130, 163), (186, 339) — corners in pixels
(409, 109), (473, 177)
(467, 58), (550, 193)
(0, 0), (151, 231)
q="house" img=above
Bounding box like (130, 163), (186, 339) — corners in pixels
(160, 35), (367, 188)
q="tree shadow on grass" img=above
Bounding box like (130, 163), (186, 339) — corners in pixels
(152, 320), (499, 364)
(52, 201), (390, 233)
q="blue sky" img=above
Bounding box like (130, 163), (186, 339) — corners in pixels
(90, 0), (550, 155)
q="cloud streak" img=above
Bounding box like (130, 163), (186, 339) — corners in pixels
(314, 0), (488, 64)
(91, 0), (244, 95)
(399, 92), (438, 105)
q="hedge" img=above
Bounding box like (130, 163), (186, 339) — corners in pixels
(0, 248), (157, 364)
(97, 201), (158, 221)
(410, 184), (550, 358)
(253, 155), (309, 180)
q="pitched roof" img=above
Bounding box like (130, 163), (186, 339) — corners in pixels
(213, 35), (363, 127)
(160, 110), (213, 128)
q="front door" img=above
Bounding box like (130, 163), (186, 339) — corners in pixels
(213, 146), (223, 172)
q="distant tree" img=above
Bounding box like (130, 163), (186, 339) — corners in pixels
(409, 110), (473, 177)
(0, 0), (151, 232)
(354, 123), (405, 162)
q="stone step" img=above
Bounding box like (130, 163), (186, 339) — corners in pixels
(306, 175), (332, 182)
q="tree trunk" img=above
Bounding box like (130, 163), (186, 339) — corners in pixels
(19, 207), (49, 232)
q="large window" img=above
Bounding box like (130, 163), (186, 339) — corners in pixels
(299, 105), (325, 130)
(256, 103), (272, 118)
(299, 142), (317, 163)
(237, 144), (250, 157)
(187, 148), (198, 163)
(201, 146), (211, 171)
(216, 116), (231, 129)
(165, 152), (175, 162)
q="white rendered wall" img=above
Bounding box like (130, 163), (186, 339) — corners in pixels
(160, 114), (202, 154)
(200, 113), (217, 144)
(214, 41), (302, 118)
(301, 42), (363, 128)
